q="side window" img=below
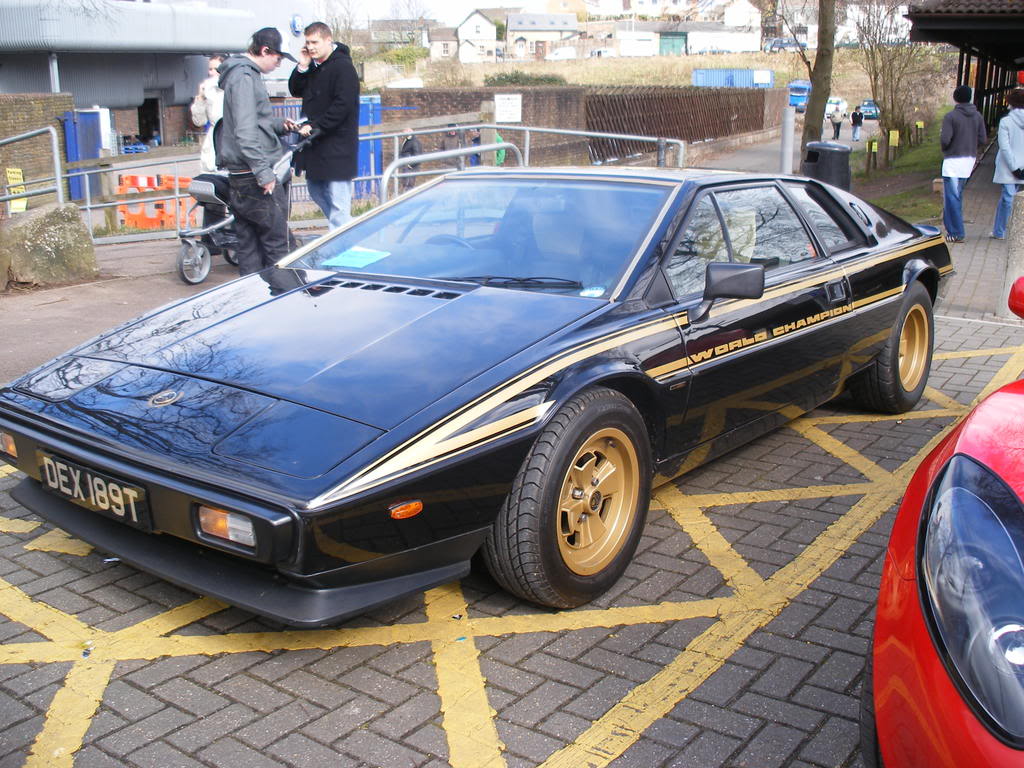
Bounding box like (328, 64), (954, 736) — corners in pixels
(664, 195), (729, 297)
(785, 182), (865, 252)
(714, 186), (816, 270)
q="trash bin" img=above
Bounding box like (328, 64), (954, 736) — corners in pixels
(801, 141), (851, 190)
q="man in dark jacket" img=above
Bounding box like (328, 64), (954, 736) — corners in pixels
(289, 22), (360, 229)
(219, 27), (297, 276)
(940, 85), (987, 243)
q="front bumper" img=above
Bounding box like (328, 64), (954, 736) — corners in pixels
(12, 478), (473, 628)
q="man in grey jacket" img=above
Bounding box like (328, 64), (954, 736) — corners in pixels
(940, 85), (987, 244)
(218, 28), (297, 275)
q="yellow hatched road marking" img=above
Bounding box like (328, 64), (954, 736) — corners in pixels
(23, 529), (92, 556)
(923, 386), (964, 411)
(788, 420), (891, 482)
(24, 660), (115, 768)
(934, 345), (1024, 360)
(0, 516), (40, 534)
(0, 465), (19, 477)
(2, 339), (1024, 766)
(426, 583), (506, 768)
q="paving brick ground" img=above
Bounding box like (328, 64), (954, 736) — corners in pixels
(1, 146), (1022, 768)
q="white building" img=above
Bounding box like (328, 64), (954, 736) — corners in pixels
(456, 11), (498, 63)
(507, 13), (579, 59)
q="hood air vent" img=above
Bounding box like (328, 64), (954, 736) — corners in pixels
(312, 277), (463, 300)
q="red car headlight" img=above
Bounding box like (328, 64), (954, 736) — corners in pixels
(921, 454), (1024, 742)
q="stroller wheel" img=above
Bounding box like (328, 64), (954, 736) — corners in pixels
(178, 241), (212, 285)
(223, 249), (239, 267)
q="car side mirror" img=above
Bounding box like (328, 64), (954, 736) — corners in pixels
(692, 262), (765, 322)
(1009, 276), (1024, 319)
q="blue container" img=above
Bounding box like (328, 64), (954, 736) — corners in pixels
(356, 94), (381, 200)
(691, 69), (774, 89)
(61, 110), (103, 201)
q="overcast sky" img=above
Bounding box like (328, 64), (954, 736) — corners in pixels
(324, 1), (521, 28)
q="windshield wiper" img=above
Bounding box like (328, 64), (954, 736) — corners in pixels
(441, 275), (584, 289)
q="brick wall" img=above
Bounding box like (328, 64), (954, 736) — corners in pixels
(0, 93), (74, 212)
(381, 87), (590, 166)
(161, 105), (190, 146)
(112, 108), (139, 139)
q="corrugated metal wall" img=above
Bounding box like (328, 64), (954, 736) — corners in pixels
(0, 53), (206, 109)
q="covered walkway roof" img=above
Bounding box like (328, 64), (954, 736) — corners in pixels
(906, 0), (1024, 124)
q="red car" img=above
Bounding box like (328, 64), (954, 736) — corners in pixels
(861, 277), (1024, 765)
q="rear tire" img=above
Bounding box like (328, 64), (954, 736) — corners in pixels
(482, 387), (651, 609)
(223, 249), (238, 267)
(848, 281), (933, 413)
(177, 241), (211, 285)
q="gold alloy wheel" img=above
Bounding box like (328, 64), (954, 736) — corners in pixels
(898, 304), (930, 391)
(557, 427), (640, 576)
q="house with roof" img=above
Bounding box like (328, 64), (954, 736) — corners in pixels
(507, 13), (579, 59)
(456, 10), (499, 62)
(428, 27), (459, 59)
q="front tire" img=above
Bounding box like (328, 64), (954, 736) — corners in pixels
(848, 281), (933, 413)
(483, 387), (652, 609)
(177, 241), (211, 285)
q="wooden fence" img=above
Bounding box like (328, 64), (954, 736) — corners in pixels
(585, 86), (787, 163)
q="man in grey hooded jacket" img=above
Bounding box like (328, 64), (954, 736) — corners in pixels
(218, 27), (297, 275)
(939, 85), (987, 243)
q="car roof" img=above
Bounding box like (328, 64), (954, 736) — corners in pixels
(445, 165), (826, 186)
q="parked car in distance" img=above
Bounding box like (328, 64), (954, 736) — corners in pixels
(861, 275), (1024, 768)
(860, 99), (880, 119)
(764, 37), (806, 53)
(589, 47), (617, 58)
(0, 167), (952, 627)
(825, 97), (849, 116)
(544, 47), (577, 61)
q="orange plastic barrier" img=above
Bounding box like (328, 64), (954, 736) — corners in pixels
(117, 173), (197, 230)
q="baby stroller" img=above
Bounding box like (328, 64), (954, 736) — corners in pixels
(177, 131), (317, 285)
(176, 173), (238, 284)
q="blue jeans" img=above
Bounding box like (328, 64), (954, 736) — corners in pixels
(852, 124), (861, 141)
(943, 176), (966, 239)
(993, 183), (1021, 239)
(306, 178), (352, 230)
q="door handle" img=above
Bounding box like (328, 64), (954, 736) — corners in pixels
(825, 279), (848, 305)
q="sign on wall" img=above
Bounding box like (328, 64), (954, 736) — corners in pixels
(494, 94), (522, 123)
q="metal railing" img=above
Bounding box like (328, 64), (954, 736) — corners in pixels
(2, 120), (686, 245)
(379, 142), (524, 203)
(0, 127), (64, 206)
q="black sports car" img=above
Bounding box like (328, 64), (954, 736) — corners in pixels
(0, 168), (952, 626)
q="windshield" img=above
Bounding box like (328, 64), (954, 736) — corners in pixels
(290, 177), (672, 298)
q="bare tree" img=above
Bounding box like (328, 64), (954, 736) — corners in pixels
(389, 0), (431, 20)
(315, 0), (361, 41)
(854, 0), (949, 149)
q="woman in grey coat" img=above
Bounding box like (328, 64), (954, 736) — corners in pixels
(992, 89), (1024, 240)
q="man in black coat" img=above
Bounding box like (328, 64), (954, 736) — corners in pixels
(288, 21), (360, 229)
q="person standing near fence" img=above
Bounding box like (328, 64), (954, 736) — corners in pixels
(940, 85), (987, 244)
(218, 27), (297, 275)
(991, 88), (1024, 240)
(288, 21), (360, 230)
(398, 128), (423, 191)
(190, 54), (225, 173)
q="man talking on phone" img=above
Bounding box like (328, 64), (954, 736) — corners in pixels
(288, 21), (360, 229)
(218, 27), (298, 275)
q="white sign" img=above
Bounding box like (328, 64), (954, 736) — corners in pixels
(494, 93), (522, 123)
(753, 69), (772, 85)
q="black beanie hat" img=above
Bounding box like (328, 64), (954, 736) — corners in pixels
(954, 85), (972, 104)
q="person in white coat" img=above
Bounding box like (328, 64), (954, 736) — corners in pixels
(190, 55), (225, 173)
(992, 88), (1024, 240)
